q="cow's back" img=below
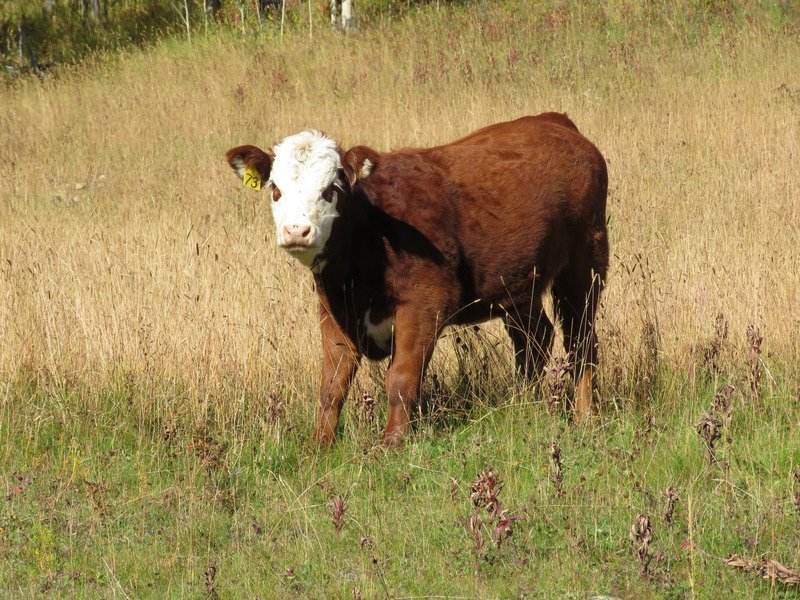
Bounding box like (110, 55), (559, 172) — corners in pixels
(424, 114), (607, 303)
(355, 114), (607, 317)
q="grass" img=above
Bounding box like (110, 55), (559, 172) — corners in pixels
(2, 377), (799, 596)
(1, 0), (800, 596)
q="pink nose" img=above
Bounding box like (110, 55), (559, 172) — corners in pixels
(282, 224), (312, 246)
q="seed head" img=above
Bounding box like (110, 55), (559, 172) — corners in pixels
(357, 392), (376, 425)
(466, 512), (484, 555)
(544, 354), (573, 413)
(702, 313), (728, 374)
(329, 495), (347, 534)
(663, 487), (679, 526)
(712, 384), (736, 422)
(205, 561), (218, 599)
(492, 510), (522, 548)
(745, 324), (764, 403)
(470, 468), (503, 518)
(450, 477), (460, 501)
(630, 514), (654, 576)
(267, 392), (285, 427)
(696, 413), (722, 463)
(549, 441), (564, 497)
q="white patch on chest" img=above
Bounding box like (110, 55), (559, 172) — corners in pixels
(364, 308), (394, 351)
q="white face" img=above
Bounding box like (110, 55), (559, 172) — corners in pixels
(268, 131), (342, 269)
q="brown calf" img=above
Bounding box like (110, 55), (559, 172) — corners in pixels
(226, 114), (609, 446)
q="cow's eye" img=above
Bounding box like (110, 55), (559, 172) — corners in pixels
(270, 184), (282, 202)
(321, 186), (337, 203)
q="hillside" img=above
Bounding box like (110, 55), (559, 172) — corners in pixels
(1, 1), (799, 596)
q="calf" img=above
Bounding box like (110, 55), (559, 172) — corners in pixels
(226, 114), (609, 446)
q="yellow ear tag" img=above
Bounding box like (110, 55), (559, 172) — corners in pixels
(242, 166), (262, 191)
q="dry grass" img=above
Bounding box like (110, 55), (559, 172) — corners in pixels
(0, 1), (798, 429)
(3, 6), (800, 595)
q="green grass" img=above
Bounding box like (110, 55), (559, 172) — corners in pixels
(2, 374), (798, 597)
(2, 0), (800, 596)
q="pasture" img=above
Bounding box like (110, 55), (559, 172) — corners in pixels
(1, 1), (799, 596)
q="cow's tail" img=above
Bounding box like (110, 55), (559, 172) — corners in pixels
(590, 155), (609, 282)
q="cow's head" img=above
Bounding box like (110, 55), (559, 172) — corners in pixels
(228, 130), (377, 270)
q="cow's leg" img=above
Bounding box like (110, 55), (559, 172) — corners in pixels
(382, 307), (441, 447)
(503, 296), (554, 380)
(314, 306), (361, 446)
(552, 264), (604, 422)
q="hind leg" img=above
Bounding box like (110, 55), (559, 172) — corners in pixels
(552, 265), (604, 421)
(503, 296), (554, 381)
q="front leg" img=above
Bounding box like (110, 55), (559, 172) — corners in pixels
(314, 304), (360, 446)
(383, 306), (442, 447)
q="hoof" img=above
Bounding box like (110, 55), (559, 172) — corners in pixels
(313, 428), (337, 447)
(381, 430), (406, 449)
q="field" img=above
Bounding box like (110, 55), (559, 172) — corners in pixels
(1, 1), (799, 597)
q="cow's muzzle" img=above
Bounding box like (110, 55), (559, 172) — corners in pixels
(280, 224), (314, 249)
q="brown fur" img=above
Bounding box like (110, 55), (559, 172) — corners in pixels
(229, 113), (609, 446)
(225, 144), (273, 181)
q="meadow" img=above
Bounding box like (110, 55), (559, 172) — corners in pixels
(1, 1), (799, 596)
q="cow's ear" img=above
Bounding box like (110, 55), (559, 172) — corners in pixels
(226, 144), (273, 191)
(342, 145), (379, 187)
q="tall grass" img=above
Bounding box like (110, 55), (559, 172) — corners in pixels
(0, 1), (799, 595)
(1, 1), (797, 411)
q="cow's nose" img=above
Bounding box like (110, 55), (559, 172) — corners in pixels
(282, 224), (312, 246)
